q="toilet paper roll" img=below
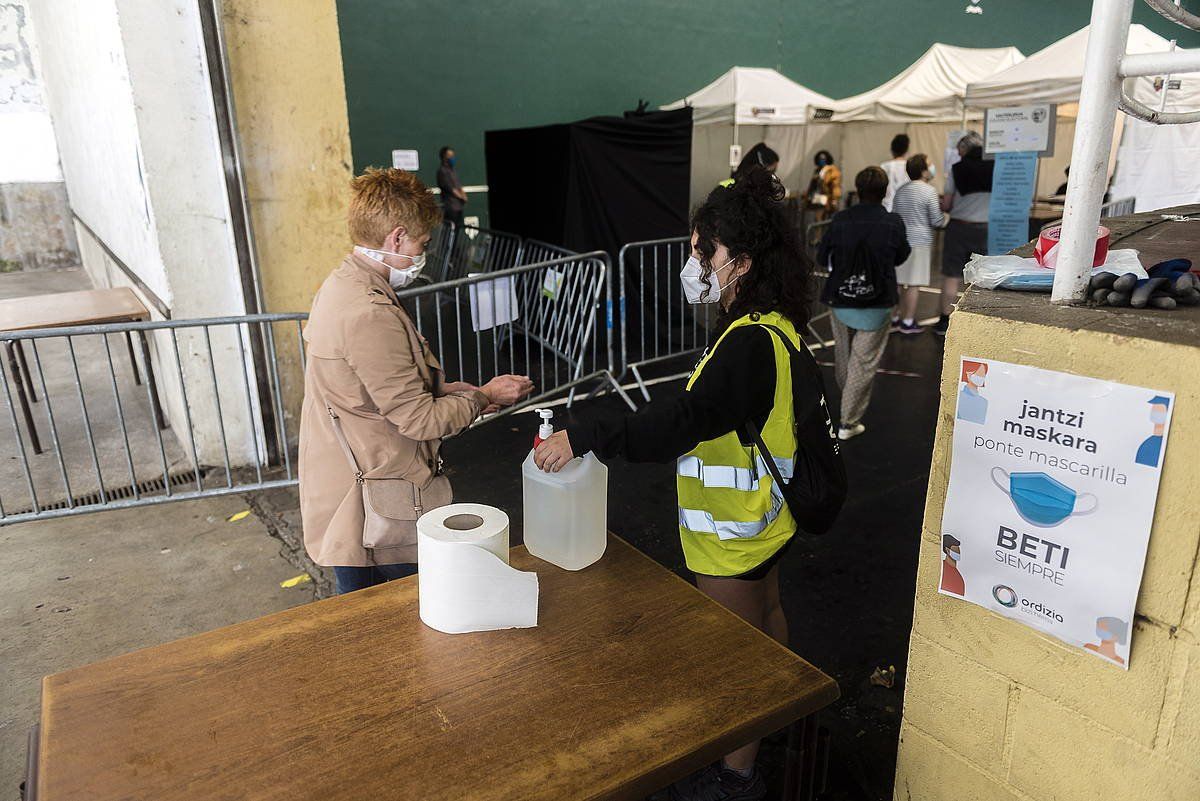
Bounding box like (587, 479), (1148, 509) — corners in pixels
(417, 503), (539, 634)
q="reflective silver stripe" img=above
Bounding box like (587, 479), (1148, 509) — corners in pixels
(677, 453), (795, 492)
(677, 455), (759, 491)
(678, 493), (786, 541)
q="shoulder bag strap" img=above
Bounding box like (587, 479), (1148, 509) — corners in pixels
(321, 394), (364, 485)
(746, 418), (789, 495)
(743, 321), (794, 495)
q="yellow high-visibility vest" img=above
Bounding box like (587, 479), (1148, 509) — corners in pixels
(677, 311), (799, 576)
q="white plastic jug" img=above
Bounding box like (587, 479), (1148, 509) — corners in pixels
(522, 443), (608, 571)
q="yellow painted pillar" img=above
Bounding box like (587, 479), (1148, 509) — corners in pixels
(218, 0), (354, 440)
(895, 260), (1200, 799)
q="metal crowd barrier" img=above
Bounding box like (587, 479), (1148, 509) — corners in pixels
(519, 239), (576, 266)
(616, 236), (711, 401)
(437, 223), (526, 283)
(399, 253), (635, 417)
(1100, 197), (1136, 218)
(1, 314), (305, 525)
(1, 255), (634, 524)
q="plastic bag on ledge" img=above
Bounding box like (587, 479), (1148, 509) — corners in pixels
(964, 250), (1147, 291)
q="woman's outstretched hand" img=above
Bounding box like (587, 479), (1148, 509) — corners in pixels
(482, 374), (535, 407)
(534, 430), (575, 472)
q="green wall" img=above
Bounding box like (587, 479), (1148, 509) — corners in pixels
(335, 0), (1199, 188)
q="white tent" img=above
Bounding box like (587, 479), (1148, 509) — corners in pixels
(966, 25), (1200, 209)
(826, 44), (1024, 204)
(965, 24), (1196, 107)
(661, 67), (836, 206)
(831, 43), (1025, 123)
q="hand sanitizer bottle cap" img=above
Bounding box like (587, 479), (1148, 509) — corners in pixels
(536, 408), (554, 441)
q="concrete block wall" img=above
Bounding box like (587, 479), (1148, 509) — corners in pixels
(895, 303), (1200, 801)
(0, 182), (78, 270)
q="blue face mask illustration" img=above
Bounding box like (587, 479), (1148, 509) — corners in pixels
(991, 468), (1098, 527)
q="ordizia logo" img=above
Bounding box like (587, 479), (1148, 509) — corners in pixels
(992, 584), (1018, 608)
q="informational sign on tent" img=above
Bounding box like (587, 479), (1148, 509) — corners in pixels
(939, 357), (1173, 670)
(987, 150), (1038, 255)
(984, 105), (1056, 156)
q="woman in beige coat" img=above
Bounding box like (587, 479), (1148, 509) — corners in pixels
(299, 168), (532, 594)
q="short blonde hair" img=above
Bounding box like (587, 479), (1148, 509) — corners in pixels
(348, 168), (442, 246)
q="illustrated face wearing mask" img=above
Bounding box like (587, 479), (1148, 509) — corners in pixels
(967, 367), (986, 388)
(680, 237), (745, 305)
(354, 227), (429, 289)
(1095, 616), (1127, 644)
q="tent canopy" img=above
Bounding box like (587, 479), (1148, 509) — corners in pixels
(965, 25), (1200, 110)
(829, 44), (1024, 123)
(660, 67), (834, 126)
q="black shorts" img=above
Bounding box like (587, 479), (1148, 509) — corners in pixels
(700, 534), (796, 582)
(942, 219), (988, 278)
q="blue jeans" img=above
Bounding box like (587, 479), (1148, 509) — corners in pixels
(333, 563), (417, 594)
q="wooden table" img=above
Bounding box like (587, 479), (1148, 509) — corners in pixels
(30, 535), (838, 801)
(0, 287), (165, 454)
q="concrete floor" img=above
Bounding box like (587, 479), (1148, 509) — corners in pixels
(0, 494), (319, 798)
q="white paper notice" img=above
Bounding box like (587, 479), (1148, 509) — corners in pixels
(391, 149), (419, 170)
(417, 503), (538, 634)
(468, 273), (519, 332)
(939, 358), (1173, 669)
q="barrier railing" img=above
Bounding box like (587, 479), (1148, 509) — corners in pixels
(1, 254), (634, 524)
(1100, 196), (1136, 218)
(519, 239), (576, 266)
(1, 313), (305, 525)
(616, 236), (711, 401)
(438, 224), (526, 283)
(400, 252), (634, 416)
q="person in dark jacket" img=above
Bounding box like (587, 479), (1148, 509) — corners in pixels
(533, 170), (840, 801)
(817, 166), (909, 441)
(436, 146), (467, 229)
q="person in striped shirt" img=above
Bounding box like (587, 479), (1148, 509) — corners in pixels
(889, 154), (946, 334)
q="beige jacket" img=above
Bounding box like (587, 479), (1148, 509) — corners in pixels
(298, 252), (488, 566)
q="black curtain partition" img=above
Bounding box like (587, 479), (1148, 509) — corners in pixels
(485, 108), (692, 258)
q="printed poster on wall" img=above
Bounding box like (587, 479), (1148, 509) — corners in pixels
(939, 358), (1173, 669)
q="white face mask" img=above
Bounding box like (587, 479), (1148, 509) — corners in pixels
(1150, 408), (1168, 425)
(968, 372), (985, 387)
(947, 550), (961, 562)
(680, 255), (737, 305)
(355, 245), (426, 289)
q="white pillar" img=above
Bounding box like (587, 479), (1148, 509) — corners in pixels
(1051, 0), (1134, 305)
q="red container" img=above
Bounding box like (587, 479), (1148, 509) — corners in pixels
(1035, 225), (1111, 269)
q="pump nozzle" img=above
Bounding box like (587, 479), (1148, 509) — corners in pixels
(534, 408), (555, 447)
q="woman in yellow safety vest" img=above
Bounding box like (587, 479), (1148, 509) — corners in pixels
(534, 169), (840, 801)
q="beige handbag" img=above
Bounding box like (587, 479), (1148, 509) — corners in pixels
(324, 404), (451, 551)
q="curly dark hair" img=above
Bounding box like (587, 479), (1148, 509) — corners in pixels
(690, 169), (815, 330)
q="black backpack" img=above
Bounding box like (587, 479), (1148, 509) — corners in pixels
(825, 237), (891, 308)
(744, 323), (847, 535)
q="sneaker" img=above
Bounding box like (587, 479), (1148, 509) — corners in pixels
(897, 319), (925, 335)
(889, 316), (901, 332)
(669, 763), (767, 801)
(838, 422), (866, 441)
(933, 314), (950, 336)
